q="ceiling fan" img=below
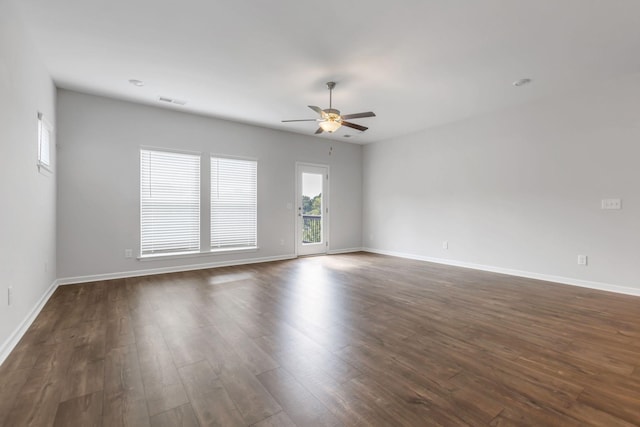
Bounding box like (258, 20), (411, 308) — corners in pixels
(282, 82), (376, 134)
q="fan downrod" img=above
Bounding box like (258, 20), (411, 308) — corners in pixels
(326, 82), (336, 109)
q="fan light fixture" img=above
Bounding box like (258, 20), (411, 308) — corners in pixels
(319, 112), (342, 133)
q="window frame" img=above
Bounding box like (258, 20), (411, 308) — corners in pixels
(37, 112), (53, 174)
(139, 147), (202, 258)
(210, 155), (258, 252)
(138, 149), (259, 260)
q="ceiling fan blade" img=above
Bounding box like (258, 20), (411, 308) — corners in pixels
(342, 121), (368, 132)
(341, 111), (376, 120)
(282, 119), (319, 122)
(309, 106), (327, 117)
(314, 127), (324, 134)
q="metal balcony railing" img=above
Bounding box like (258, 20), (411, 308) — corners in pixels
(302, 215), (322, 243)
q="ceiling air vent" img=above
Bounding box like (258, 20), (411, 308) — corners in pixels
(158, 97), (186, 106)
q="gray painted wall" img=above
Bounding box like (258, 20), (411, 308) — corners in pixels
(0, 1), (57, 351)
(363, 74), (640, 290)
(56, 90), (363, 279)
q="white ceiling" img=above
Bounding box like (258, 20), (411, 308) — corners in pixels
(16, 0), (640, 143)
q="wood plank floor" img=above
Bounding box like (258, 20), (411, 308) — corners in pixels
(1, 252), (640, 426)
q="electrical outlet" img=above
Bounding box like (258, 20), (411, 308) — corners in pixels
(577, 255), (588, 266)
(8, 287), (13, 306)
(279, 238), (285, 246)
(442, 241), (449, 249)
(124, 249), (133, 258)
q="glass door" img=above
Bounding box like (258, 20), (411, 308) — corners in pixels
(296, 163), (328, 256)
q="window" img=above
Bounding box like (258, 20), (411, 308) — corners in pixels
(140, 149), (200, 256)
(211, 157), (257, 250)
(139, 150), (257, 258)
(37, 112), (52, 172)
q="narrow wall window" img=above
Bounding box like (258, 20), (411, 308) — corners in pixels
(140, 149), (200, 256)
(211, 156), (257, 250)
(37, 112), (52, 172)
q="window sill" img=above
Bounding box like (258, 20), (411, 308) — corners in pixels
(138, 247), (259, 261)
(37, 162), (53, 175)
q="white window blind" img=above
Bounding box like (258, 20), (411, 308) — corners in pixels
(211, 157), (257, 249)
(140, 149), (200, 255)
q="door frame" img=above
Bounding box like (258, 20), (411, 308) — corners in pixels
(295, 162), (330, 256)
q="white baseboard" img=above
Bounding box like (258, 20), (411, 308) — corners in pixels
(0, 279), (59, 366)
(328, 247), (363, 255)
(362, 247), (640, 297)
(57, 254), (298, 286)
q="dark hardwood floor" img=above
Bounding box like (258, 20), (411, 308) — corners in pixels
(1, 252), (640, 426)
